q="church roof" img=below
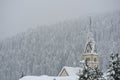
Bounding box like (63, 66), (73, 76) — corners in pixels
(58, 66), (82, 76)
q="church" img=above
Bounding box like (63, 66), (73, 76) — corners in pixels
(58, 18), (99, 77)
(19, 19), (100, 80)
(58, 37), (99, 77)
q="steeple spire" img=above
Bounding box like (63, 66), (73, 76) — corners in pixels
(88, 17), (93, 39)
(83, 17), (99, 68)
(85, 17), (97, 53)
(90, 17), (92, 32)
(82, 17), (99, 68)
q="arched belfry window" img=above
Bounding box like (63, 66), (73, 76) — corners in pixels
(94, 58), (97, 62)
(86, 58), (90, 61)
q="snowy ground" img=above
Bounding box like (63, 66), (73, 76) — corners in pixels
(19, 75), (78, 80)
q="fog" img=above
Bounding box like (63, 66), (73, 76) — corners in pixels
(0, 0), (120, 40)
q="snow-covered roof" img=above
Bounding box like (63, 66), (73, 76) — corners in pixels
(19, 75), (79, 80)
(58, 66), (83, 76)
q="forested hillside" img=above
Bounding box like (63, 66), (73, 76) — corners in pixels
(0, 11), (120, 80)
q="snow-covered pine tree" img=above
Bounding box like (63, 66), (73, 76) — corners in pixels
(107, 53), (120, 80)
(79, 60), (104, 80)
(92, 67), (105, 80)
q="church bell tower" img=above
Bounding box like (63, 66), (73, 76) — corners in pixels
(82, 18), (99, 68)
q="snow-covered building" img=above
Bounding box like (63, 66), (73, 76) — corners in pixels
(58, 66), (82, 76)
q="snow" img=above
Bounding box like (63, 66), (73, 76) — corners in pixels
(103, 72), (109, 80)
(0, 11), (120, 80)
(80, 60), (85, 64)
(19, 75), (78, 80)
(58, 66), (82, 76)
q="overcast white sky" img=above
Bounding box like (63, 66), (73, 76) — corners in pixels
(0, 0), (120, 40)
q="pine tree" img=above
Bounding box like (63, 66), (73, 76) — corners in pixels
(92, 67), (105, 80)
(79, 60), (104, 80)
(107, 53), (120, 80)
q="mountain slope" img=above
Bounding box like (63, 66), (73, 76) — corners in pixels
(0, 11), (120, 80)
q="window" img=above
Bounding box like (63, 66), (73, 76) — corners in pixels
(87, 50), (89, 52)
(86, 58), (90, 61)
(94, 58), (97, 62)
